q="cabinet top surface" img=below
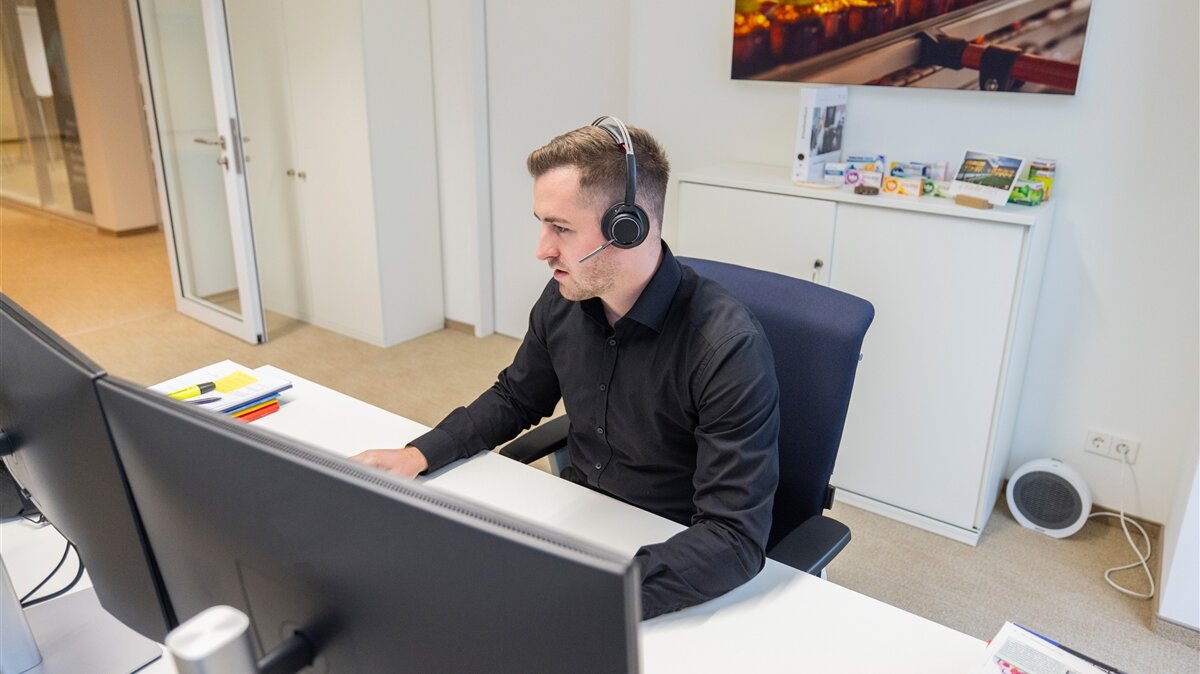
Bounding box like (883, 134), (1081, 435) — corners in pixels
(679, 162), (1054, 227)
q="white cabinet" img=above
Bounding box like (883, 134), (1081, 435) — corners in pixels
(677, 183), (835, 285)
(677, 163), (1054, 544)
(226, 0), (443, 347)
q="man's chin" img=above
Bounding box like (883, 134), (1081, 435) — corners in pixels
(556, 283), (581, 301)
(554, 280), (593, 302)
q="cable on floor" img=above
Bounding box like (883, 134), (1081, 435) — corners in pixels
(1086, 457), (1154, 600)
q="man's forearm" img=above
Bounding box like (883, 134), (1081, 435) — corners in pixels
(633, 519), (765, 620)
(410, 385), (550, 472)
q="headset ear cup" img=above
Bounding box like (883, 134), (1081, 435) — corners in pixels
(602, 204), (649, 249)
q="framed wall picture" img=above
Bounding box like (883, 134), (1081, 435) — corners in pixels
(731, 0), (1093, 95)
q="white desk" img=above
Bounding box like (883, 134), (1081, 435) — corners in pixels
(257, 367), (985, 672)
(3, 366), (984, 673)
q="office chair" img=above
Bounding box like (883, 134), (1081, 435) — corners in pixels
(501, 257), (874, 576)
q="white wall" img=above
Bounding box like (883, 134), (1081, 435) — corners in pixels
(483, 0), (631, 338)
(362, 0), (446, 345)
(429, 0), (477, 327)
(430, 0), (493, 334)
(625, 1), (1199, 523)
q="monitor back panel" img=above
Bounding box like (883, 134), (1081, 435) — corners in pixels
(97, 376), (640, 673)
(0, 295), (173, 639)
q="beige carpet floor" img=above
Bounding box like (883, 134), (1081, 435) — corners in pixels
(2, 205), (1196, 673)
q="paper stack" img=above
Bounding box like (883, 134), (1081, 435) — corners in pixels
(150, 360), (291, 422)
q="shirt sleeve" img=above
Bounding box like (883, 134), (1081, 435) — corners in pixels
(409, 284), (563, 473)
(633, 329), (780, 619)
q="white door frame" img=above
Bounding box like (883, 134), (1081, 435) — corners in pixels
(128, 0), (266, 345)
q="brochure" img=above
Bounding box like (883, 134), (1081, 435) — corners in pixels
(970, 622), (1126, 674)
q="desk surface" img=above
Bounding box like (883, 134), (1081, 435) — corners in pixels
(2, 366), (984, 673)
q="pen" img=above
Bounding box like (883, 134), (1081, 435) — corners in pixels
(168, 381), (216, 400)
(188, 397), (220, 405)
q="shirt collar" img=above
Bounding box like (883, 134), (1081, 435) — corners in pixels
(622, 241), (681, 333)
(580, 241), (682, 333)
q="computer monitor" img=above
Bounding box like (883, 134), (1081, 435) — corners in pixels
(0, 293), (175, 642)
(96, 375), (641, 673)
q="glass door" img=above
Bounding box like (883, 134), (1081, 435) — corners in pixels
(131, 0), (265, 344)
(0, 0), (93, 221)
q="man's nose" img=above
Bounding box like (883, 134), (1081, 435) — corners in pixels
(535, 227), (557, 261)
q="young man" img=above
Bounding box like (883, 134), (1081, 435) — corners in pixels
(352, 120), (780, 619)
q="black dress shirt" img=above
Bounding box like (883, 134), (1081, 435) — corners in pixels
(410, 243), (780, 619)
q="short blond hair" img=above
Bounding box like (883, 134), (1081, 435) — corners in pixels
(527, 124), (670, 228)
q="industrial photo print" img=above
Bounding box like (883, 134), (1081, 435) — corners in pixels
(731, 0), (1092, 94)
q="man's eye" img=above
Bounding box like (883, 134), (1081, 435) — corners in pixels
(553, 225), (569, 234)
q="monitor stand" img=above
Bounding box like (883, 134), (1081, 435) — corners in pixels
(2, 558), (161, 674)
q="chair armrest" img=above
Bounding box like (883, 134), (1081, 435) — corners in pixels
(766, 515), (851, 576)
(498, 415), (570, 465)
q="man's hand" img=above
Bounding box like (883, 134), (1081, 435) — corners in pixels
(349, 445), (429, 479)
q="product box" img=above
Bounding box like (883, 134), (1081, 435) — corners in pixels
(927, 161), (951, 182)
(824, 162), (850, 186)
(859, 170), (883, 188)
(844, 153), (887, 174)
(1008, 180), (1046, 206)
(888, 161), (929, 178)
(882, 175), (922, 198)
(932, 180), (953, 198)
(1027, 158), (1056, 200)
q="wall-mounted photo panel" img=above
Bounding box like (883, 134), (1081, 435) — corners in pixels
(731, 0), (1092, 95)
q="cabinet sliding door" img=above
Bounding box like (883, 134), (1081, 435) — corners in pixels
(829, 203), (1023, 531)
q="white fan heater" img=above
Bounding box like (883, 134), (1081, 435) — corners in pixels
(1006, 458), (1092, 539)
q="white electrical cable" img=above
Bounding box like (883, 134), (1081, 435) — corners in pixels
(1086, 456), (1155, 600)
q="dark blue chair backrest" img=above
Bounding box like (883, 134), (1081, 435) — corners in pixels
(678, 258), (874, 551)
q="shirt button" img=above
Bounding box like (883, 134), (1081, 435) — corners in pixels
(599, 383), (607, 392)
(595, 426), (604, 435)
(608, 338), (617, 347)
(595, 462), (603, 470)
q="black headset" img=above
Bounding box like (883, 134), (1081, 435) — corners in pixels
(578, 116), (650, 263)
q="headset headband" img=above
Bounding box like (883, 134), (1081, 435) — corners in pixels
(591, 116), (637, 208)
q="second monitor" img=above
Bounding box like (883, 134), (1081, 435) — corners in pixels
(97, 375), (642, 673)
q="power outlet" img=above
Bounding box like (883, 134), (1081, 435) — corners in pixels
(1084, 429), (1114, 459)
(1112, 436), (1141, 464)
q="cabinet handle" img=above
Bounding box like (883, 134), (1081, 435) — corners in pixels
(812, 258), (825, 282)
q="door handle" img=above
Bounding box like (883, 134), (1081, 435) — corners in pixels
(194, 136), (226, 149)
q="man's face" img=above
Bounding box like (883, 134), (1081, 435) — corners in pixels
(533, 166), (618, 302)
